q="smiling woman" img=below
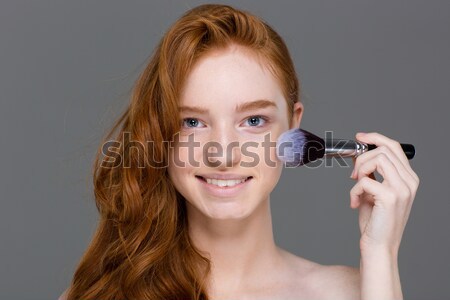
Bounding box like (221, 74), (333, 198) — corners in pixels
(60, 4), (363, 300)
(167, 44), (300, 223)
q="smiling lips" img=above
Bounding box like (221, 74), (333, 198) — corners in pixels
(195, 174), (253, 197)
(196, 175), (253, 188)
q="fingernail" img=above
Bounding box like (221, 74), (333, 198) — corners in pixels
(350, 169), (356, 178)
(356, 132), (365, 136)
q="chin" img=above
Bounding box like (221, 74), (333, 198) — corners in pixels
(205, 196), (268, 221)
(207, 207), (252, 220)
(188, 198), (256, 221)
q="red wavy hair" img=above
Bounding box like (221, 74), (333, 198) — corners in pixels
(64, 4), (300, 299)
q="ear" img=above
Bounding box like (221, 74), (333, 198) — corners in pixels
(289, 101), (304, 129)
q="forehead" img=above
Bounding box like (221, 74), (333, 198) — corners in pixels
(179, 46), (286, 110)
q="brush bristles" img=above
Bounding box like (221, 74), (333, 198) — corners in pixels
(276, 128), (325, 167)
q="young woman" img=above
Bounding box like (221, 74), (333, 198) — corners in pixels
(60, 4), (419, 300)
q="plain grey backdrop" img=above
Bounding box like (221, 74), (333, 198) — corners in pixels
(1, 0), (449, 299)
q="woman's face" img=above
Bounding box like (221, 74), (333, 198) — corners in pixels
(168, 45), (303, 220)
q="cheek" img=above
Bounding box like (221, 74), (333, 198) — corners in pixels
(255, 129), (284, 191)
(168, 140), (200, 170)
(167, 148), (194, 203)
(167, 141), (205, 193)
(260, 128), (285, 168)
(249, 135), (283, 189)
(167, 147), (190, 188)
(259, 154), (283, 184)
(256, 163), (283, 202)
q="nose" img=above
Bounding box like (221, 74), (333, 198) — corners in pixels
(204, 125), (242, 168)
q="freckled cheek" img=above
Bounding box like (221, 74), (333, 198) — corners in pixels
(169, 147), (197, 170)
(237, 140), (281, 169)
(256, 152), (283, 197)
(270, 141), (283, 166)
(259, 132), (284, 168)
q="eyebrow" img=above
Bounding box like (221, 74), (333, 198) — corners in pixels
(179, 99), (278, 114)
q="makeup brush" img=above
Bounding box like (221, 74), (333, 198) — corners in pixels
(276, 128), (415, 167)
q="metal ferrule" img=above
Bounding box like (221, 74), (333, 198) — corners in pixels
(324, 139), (369, 158)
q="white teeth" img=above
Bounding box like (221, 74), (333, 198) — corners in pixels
(205, 178), (247, 187)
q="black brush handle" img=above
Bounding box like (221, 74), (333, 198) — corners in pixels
(367, 143), (415, 159)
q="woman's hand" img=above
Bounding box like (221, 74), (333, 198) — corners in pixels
(349, 132), (420, 256)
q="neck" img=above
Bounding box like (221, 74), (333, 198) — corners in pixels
(186, 197), (282, 294)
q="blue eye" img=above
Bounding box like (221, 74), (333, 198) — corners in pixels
(245, 116), (268, 127)
(182, 118), (205, 128)
(181, 116), (269, 129)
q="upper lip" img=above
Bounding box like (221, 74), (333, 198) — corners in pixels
(197, 174), (252, 180)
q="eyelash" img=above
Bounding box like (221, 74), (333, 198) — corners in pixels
(181, 115), (269, 129)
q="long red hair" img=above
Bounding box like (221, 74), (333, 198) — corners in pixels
(65, 4), (300, 299)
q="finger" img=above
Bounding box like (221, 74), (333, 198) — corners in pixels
(356, 152), (408, 190)
(357, 191), (373, 235)
(352, 156), (378, 181)
(350, 156), (356, 177)
(356, 132), (409, 165)
(352, 146), (416, 186)
(356, 132), (419, 183)
(350, 176), (385, 208)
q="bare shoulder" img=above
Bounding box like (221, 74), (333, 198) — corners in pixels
(310, 264), (361, 300)
(278, 248), (360, 300)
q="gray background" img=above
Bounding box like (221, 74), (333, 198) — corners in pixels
(1, 0), (449, 299)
